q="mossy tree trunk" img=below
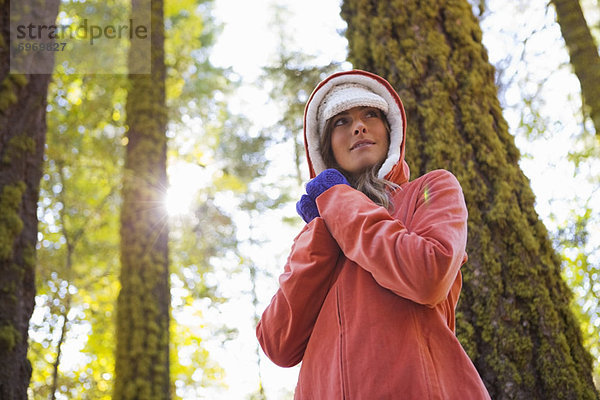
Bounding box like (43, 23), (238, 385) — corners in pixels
(0, 1), (59, 398)
(552, 0), (600, 138)
(552, 0), (600, 136)
(341, 0), (599, 398)
(113, 0), (170, 399)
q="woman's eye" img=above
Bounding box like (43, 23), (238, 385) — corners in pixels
(365, 109), (379, 118)
(334, 117), (348, 126)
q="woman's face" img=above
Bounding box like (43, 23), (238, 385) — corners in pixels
(329, 106), (389, 175)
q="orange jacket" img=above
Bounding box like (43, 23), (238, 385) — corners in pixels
(256, 70), (490, 399)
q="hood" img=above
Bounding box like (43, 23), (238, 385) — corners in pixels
(303, 69), (410, 185)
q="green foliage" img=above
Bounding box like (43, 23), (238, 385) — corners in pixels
(553, 0), (600, 136)
(563, 120), (600, 390)
(29, 67), (125, 399)
(51, 0), (134, 74)
(164, 0), (229, 122)
(170, 311), (225, 397)
(555, 206), (600, 386)
(215, 114), (269, 188)
(260, 42), (341, 186)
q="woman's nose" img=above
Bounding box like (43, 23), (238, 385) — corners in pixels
(353, 121), (367, 135)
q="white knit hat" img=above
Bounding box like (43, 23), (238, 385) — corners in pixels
(317, 83), (389, 137)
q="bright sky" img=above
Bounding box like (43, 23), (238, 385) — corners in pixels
(164, 0), (600, 398)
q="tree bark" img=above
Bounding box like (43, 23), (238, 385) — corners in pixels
(113, 0), (170, 398)
(0, 1), (59, 398)
(552, 0), (600, 136)
(341, 0), (599, 398)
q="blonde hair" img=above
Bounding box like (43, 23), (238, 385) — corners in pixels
(319, 110), (398, 209)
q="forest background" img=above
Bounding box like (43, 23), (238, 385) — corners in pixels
(1, 0), (599, 399)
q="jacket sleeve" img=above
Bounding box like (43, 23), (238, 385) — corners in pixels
(256, 218), (341, 367)
(315, 169), (468, 308)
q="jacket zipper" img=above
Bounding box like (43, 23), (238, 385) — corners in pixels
(336, 286), (347, 400)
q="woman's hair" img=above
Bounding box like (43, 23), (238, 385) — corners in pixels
(319, 110), (398, 209)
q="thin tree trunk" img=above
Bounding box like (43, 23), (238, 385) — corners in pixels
(49, 292), (70, 400)
(49, 168), (75, 400)
(552, 0), (600, 136)
(0, 1), (59, 398)
(341, 0), (599, 398)
(113, 0), (170, 398)
(250, 262), (266, 400)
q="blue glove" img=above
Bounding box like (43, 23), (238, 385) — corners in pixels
(296, 194), (320, 223)
(296, 169), (350, 224)
(306, 169), (350, 201)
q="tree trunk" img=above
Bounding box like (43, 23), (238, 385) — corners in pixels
(49, 293), (70, 400)
(552, 0), (600, 136)
(113, 0), (170, 399)
(0, 0), (59, 398)
(49, 182), (75, 400)
(341, 0), (599, 398)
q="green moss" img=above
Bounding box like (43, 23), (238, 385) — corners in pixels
(0, 80), (19, 112)
(9, 135), (36, 154)
(22, 244), (35, 273)
(0, 74), (28, 112)
(3, 135), (37, 164)
(11, 73), (28, 88)
(456, 311), (477, 359)
(0, 323), (22, 352)
(0, 182), (26, 260)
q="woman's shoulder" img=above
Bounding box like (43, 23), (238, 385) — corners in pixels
(405, 169), (461, 190)
(391, 169), (463, 209)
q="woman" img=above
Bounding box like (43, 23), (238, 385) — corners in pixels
(256, 70), (491, 399)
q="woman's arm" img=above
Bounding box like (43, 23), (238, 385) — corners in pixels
(315, 169), (468, 308)
(256, 218), (341, 367)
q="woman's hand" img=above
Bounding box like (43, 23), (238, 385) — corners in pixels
(296, 169), (350, 223)
(296, 194), (320, 223)
(306, 169), (350, 200)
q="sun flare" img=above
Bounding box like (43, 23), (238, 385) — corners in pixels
(164, 163), (202, 217)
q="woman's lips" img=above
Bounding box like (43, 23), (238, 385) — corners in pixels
(350, 140), (375, 151)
